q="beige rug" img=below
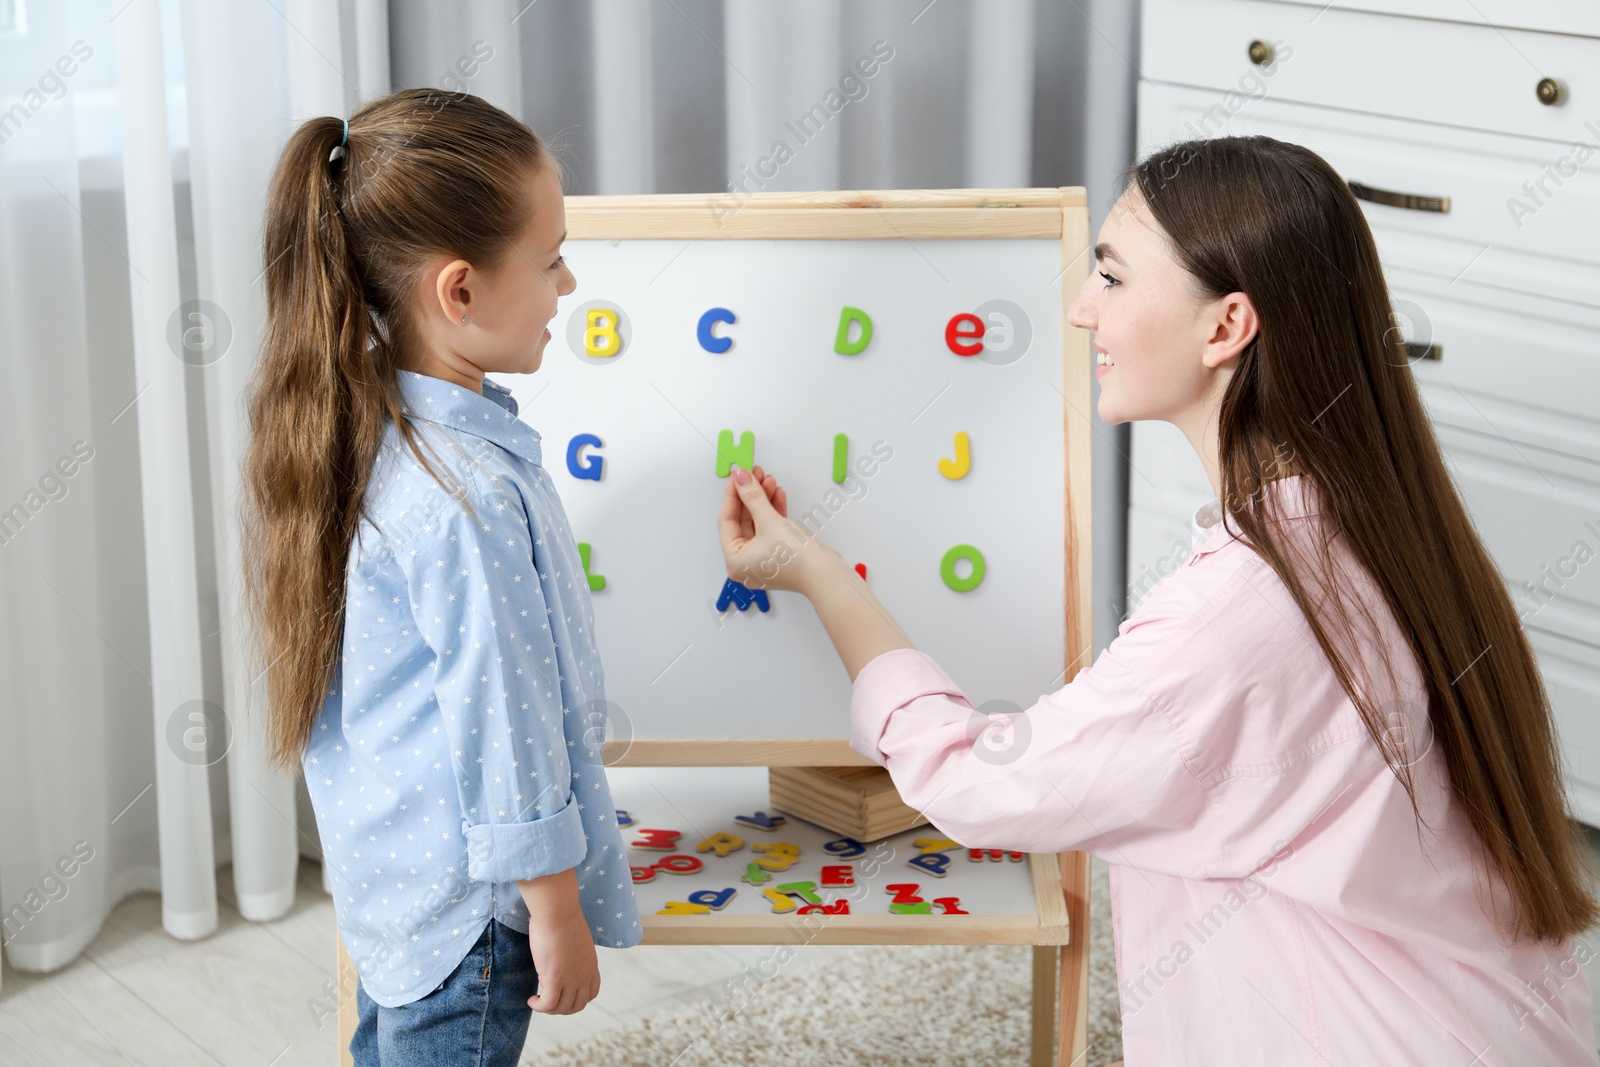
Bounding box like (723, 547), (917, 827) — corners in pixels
(535, 857), (1124, 1066)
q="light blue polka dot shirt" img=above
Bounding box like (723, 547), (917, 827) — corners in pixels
(305, 369), (642, 1008)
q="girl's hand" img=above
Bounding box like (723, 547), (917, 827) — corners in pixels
(718, 464), (842, 596)
(526, 912), (600, 1014)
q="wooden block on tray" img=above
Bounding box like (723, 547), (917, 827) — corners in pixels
(767, 765), (930, 842)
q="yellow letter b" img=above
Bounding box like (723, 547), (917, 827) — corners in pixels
(584, 308), (621, 356)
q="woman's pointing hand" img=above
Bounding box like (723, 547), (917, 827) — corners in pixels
(717, 464), (840, 596)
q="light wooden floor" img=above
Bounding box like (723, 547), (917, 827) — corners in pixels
(0, 857), (868, 1066)
(5, 835), (1600, 1066)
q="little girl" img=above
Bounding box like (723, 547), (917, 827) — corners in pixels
(719, 135), (1600, 1064)
(241, 89), (646, 1065)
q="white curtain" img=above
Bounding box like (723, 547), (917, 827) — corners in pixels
(0, 0), (1136, 985)
(0, 0), (387, 988)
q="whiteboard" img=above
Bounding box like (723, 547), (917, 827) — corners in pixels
(503, 232), (1068, 742)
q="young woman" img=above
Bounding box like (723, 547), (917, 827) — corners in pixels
(717, 135), (1600, 1065)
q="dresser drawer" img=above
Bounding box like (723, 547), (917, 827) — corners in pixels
(1259, 0), (1600, 39)
(1141, 0), (1600, 144)
(1438, 424), (1600, 648)
(1137, 81), (1600, 308)
(1528, 628), (1600, 824)
(1385, 266), (1600, 457)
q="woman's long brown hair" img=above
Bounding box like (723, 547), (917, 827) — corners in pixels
(241, 90), (554, 775)
(1127, 135), (1596, 943)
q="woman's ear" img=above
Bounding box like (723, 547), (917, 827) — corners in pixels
(1202, 290), (1259, 370)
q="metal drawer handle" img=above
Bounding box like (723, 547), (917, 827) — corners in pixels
(1348, 180), (1451, 214)
(1405, 341), (1442, 363)
(1536, 77), (1565, 106)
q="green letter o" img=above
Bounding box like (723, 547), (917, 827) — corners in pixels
(940, 544), (985, 592)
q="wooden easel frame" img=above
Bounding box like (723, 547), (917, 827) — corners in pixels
(336, 188), (1096, 1066)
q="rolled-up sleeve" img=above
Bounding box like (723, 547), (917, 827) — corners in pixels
(402, 485), (587, 885)
(848, 635), (1214, 878)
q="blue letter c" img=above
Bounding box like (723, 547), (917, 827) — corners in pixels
(698, 307), (736, 354)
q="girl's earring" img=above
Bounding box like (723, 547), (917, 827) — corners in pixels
(461, 314), (469, 325)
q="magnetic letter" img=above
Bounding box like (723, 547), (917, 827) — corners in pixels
(655, 854), (705, 875)
(937, 432), (970, 480)
(775, 880), (823, 905)
(717, 577), (771, 613)
(940, 544), (986, 592)
(885, 883), (924, 904)
(832, 433), (849, 483)
(695, 832), (745, 856)
(688, 888), (738, 910)
(716, 429), (756, 477)
(752, 843), (801, 871)
(698, 307), (736, 353)
(584, 307), (622, 356)
(823, 837), (866, 859)
(798, 899), (849, 915)
(945, 312), (984, 357)
(657, 900), (711, 915)
(913, 837), (962, 855)
(566, 433), (604, 480)
(968, 848), (1025, 862)
(631, 828), (682, 851)
(834, 306), (873, 354)
(820, 865), (855, 887)
(577, 542), (605, 591)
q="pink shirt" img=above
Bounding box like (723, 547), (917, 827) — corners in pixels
(849, 474), (1597, 1065)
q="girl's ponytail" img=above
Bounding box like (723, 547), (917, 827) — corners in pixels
(242, 91), (554, 772)
(264, 116), (376, 433)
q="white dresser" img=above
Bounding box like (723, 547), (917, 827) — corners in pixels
(1133, 0), (1600, 822)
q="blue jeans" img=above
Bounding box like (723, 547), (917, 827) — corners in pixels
(351, 919), (538, 1066)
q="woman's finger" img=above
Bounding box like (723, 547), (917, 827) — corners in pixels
(717, 472), (747, 551)
(739, 481), (756, 542)
(731, 466), (779, 518)
(751, 465), (787, 517)
(750, 465), (773, 529)
(733, 468), (773, 541)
